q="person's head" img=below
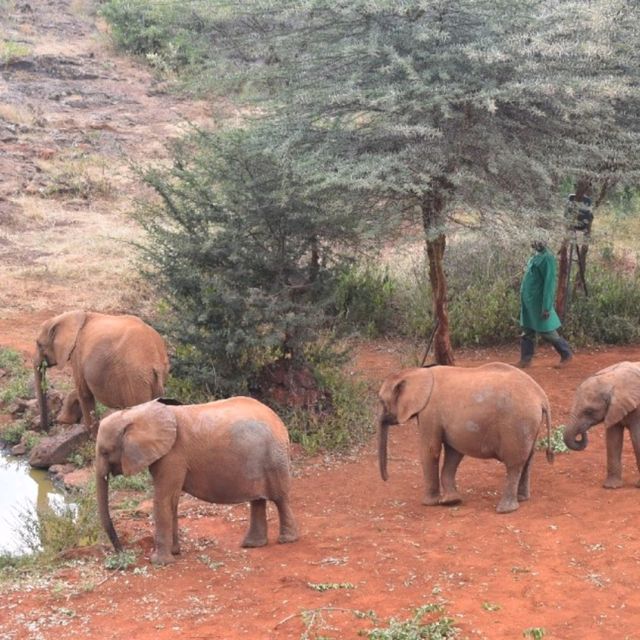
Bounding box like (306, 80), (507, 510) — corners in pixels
(531, 240), (547, 252)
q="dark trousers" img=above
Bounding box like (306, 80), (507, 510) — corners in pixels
(520, 327), (572, 362)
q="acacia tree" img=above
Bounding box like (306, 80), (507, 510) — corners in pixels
(197, 0), (640, 363)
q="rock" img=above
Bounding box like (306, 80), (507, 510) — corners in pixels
(49, 463), (75, 481)
(7, 398), (30, 418)
(11, 443), (27, 456)
(29, 424), (89, 469)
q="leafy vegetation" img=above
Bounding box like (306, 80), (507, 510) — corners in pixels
(0, 347), (31, 405)
(366, 604), (459, 640)
(104, 550), (137, 571)
(537, 426), (570, 454)
(1, 483), (101, 567)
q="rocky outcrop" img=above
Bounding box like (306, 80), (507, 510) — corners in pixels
(28, 424), (89, 469)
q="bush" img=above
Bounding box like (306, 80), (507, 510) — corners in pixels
(0, 347), (31, 405)
(282, 360), (374, 453)
(563, 261), (640, 345)
(333, 265), (397, 337)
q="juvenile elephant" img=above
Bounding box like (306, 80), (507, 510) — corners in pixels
(563, 361), (640, 488)
(378, 363), (552, 513)
(34, 311), (169, 431)
(96, 396), (299, 565)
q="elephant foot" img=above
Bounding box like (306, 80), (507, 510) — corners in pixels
(277, 531), (299, 544)
(241, 535), (268, 548)
(603, 477), (623, 489)
(439, 492), (462, 506)
(151, 550), (176, 565)
(496, 499), (519, 514)
(421, 494), (441, 506)
(635, 479), (640, 488)
(171, 544), (181, 555)
(517, 491), (530, 502)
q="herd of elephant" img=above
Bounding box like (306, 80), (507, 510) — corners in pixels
(33, 310), (640, 565)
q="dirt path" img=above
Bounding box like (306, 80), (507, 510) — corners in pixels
(2, 2), (640, 639)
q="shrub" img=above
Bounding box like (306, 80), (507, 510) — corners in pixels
(282, 360), (374, 453)
(367, 604), (459, 640)
(333, 265), (397, 337)
(0, 347), (31, 405)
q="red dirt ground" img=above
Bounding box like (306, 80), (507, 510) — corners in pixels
(2, 330), (640, 639)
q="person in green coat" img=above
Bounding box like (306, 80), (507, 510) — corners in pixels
(516, 240), (573, 368)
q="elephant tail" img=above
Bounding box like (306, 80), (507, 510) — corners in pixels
(542, 405), (554, 464)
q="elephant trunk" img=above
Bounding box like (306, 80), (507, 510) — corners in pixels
(563, 420), (589, 451)
(96, 461), (123, 552)
(378, 417), (390, 481)
(34, 357), (49, 432)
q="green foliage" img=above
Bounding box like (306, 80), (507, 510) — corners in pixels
(68, 439), (96, 468)
(12, 483), (101, 561)
(283, 360), (373, 453)
(0, 347), (31, 405)
(333, 265), (397, 337)
(104, 550), (137, 571)
(537, 426), (569, 454)
(367, 604), (459, 640)
(482, 602), (501, 612)
(563, 261), (640, 345)
(523, 628), (546, 640)
(109, 470), (153, 494)
(0, 420), (26, 446)
(100, 0), (218, 83)
(0, 39), (31, 64)
(135, 126), (368, 397)
(307, 582), (355, 592)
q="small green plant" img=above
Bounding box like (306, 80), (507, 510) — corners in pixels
(109, 470), (153, 493)
(367, 604), (459, 640)
(482, 602), (501, 612)
(0, 39), (31, 63)
(11, 483), (101, 560)
(21, 431), (42, 453)
(104, 550), (137, 571)
(307, 582), (356, 592)
(68, 439), (96, 468)
(0, 420), (27, 446)
(536, 425), (569, 454)
(0, 347), (31, 405)
(523, 628), (546, 640)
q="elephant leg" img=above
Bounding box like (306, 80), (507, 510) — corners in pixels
(151, 486), (182, 565)
(517, 449), (535, 501)
(241, 499), (268, 548)
(420, 444), (441, 506)
(76, 385), (96, 432)
(274, 496), (298, 544)
(496, 463), (523, 513)
(439, 444), (463, 505)
(603, 424), (624, 489)
(628, 420), (640, 488)
(171, 491), (181, 556)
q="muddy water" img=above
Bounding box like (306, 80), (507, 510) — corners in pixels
(0, 451), (67, 554)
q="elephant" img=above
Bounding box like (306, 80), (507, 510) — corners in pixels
(563, 361), (640, 488)
(57, 389), (82, 425)
(34, 311), (169, 432)
(95, 396), (299, 565)
(378, 363), (552, 513)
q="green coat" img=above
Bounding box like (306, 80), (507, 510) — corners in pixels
(520, 248), (561, 332)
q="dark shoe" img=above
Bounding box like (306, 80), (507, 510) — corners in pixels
(554, 354), (573, 369)
(514, 359), (532, 369)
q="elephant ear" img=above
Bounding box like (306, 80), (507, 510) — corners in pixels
(394, 368), (435, 424)
(604, 364), (640, 428)
(50, 311), (86, 365)
(121, 401), (178, 476)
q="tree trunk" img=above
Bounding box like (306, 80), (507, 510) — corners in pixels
(421, 185), (455, 366)
(555, 240), (570, 320)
